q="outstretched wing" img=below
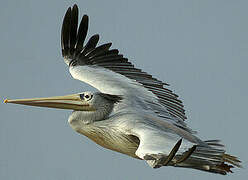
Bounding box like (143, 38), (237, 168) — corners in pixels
(61, 5), (188, 129)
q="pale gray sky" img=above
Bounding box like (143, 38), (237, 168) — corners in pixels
(0, 0), (247, 179)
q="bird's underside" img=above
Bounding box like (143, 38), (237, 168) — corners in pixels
(69, 109), (240, 175)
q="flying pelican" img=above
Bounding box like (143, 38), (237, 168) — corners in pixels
(4, 4), (241, 175)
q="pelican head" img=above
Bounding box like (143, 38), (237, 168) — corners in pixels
(68, 92), (123, 126)
(4, 91), (122, 124)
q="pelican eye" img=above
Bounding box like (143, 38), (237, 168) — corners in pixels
(85, 94), (93, 101)
(79, 93), (93, 101)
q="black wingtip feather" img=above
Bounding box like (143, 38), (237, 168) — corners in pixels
(69, 5), (78, 55)
(76, 15), (89, 51)
(61, 7), (72, 57)
(87, 43), (112, 58)
(72, 4), (78, 9)
(83, 34), (100, 54)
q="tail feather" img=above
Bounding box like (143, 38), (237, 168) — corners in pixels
(222, 154), (241, 168)
(174, 140), (241, 175)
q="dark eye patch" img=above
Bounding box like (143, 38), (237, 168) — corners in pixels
(85, 94), (90, 99)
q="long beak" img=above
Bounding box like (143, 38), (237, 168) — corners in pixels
(4, 94), (95, 111)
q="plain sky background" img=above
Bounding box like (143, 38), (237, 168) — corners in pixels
(0, 0), (247, 179)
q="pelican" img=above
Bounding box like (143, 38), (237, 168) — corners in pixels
(4, 4), (241, 175)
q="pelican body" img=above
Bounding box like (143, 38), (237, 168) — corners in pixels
(5, 4), (241, 175)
